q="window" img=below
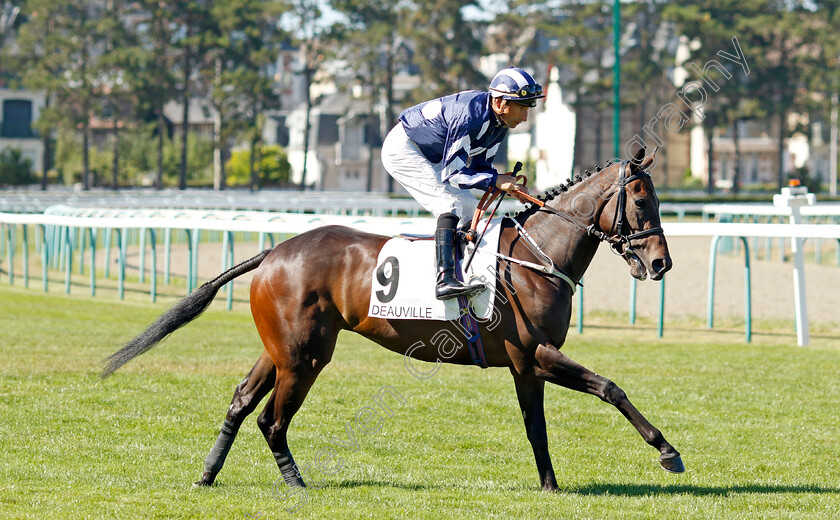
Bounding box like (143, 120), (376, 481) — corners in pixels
(2, 100), (35, 138)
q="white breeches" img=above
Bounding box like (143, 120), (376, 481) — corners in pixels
(381, 123), (478, 227)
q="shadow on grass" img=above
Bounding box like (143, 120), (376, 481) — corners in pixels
(332, 479), (435, 491)
(567, 482), (840, 496)
(205, 479), (840, 499)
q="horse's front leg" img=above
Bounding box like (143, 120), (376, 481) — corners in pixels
(510, 369), (559, 491)
(534, 344), (685, 473)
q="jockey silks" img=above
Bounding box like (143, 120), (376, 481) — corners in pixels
(398, 90), (507, 191)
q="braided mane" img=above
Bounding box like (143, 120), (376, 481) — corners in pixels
(507, 160), (615, 219)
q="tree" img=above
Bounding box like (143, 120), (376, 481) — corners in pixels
(96, 0), (138, 189)
(0, 1), (23, 83)
(512, 0), (615, 169)
(328, 0), (408, 192)
(618, 1), (680, 186)
(283, 0), (328, 190)
(206, 0), (286, 191)
(14, 0), (110, 190)
(171, 0), (215, 190)
(402, 0), (485, 100)
(225, 144), (291, 187)
(665, 0), (814, 192)
(810, 0), (840, 195)
(131, 0), (178, 190)
(747, 4), (819, 190)
(0, 147), (34, 185)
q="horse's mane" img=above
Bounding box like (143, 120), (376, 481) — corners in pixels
(508, 160), (616, 219)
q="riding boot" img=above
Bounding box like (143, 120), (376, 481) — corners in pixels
(434, 227), (485, 300)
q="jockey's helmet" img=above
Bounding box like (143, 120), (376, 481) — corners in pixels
(488, 67), (545, 107)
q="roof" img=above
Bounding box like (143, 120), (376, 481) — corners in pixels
(163, 99), (217, 125)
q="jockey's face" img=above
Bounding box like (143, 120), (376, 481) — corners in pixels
(491, 97), (530, 128)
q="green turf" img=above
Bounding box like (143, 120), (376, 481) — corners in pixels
(1, 284), (839, 519)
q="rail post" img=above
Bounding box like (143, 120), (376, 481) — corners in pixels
(22, 224), (29, 288)
(5, 223), (13, 285)
(773, 184), (816, 346)
(707, 235), (752, 342)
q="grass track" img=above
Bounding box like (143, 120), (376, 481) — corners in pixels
(1, 284), (839, 519)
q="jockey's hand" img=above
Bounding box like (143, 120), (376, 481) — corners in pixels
(495, 174), (530, 203)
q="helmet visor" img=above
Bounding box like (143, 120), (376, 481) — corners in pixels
(516, 84), (543, 98)
(490, 83), (544, 105)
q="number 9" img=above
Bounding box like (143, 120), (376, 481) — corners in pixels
(375, 256), (400, 303)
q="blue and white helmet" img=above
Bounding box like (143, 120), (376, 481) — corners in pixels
(488, 67), (544, 107)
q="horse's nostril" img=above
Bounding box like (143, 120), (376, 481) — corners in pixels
(652, 258), (668, 274)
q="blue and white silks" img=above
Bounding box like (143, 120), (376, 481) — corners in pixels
(398, 90), (507, 191)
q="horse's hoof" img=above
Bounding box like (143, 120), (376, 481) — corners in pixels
(193, 472), (216, 487)
(282, 473), (307, 488)
(659, 454), (685, 473)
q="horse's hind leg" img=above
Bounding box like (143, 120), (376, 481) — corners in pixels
(534, 344), (685, 473)
(195, 351), (276, 486)
(256, 356), (327, 488)
(254, 314), (338, 488)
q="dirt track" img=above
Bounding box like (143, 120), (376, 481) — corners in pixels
(583, 236), (840, 324)
(146, 234), (839, 327)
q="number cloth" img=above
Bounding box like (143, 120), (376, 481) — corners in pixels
(367, 218), (503, 321)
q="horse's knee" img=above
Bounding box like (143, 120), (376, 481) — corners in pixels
(227, 364), (276, 423)
(598, 379), (627, 405)
(226, 384), (250, 420)
(227, 380), (265, 420)
(256, 411), (273, 435)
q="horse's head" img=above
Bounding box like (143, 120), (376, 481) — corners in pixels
(599, 148), (672, 281)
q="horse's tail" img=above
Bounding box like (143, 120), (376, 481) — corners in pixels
(101, 249), (271, 378)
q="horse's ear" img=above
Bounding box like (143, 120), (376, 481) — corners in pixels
(639, 145), (659, 170)
(630, 147), (646, 168)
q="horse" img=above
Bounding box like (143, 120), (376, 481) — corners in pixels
(102, 147), (683, 492)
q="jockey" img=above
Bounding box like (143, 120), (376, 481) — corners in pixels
(381, 67), (544, 300)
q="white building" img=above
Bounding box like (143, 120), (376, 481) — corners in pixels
(533, 67), (576, 190)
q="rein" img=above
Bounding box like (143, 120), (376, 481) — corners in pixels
(531, 161), (662, 251)
(480, 160), (663, 292)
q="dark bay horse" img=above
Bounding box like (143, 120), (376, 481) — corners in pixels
(103, 148), (684, 492)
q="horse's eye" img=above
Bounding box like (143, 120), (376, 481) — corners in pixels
(634, 199), (646, 208)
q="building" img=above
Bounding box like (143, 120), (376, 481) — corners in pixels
(0, 88), (46, 174)
(162, 99), (217, 141)
(275, 92), (394, 192)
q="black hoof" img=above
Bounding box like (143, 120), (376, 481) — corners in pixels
(659, 454), (685, 473)
(193, 472), (216, 487)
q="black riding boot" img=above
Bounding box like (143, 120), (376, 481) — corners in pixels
(435, 223), (485, 301)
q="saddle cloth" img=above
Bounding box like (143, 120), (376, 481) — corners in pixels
(368, 218), (502, 321)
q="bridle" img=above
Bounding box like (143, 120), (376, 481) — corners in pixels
(585, 160), (664, 260)
(467, 159), (665, 292)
